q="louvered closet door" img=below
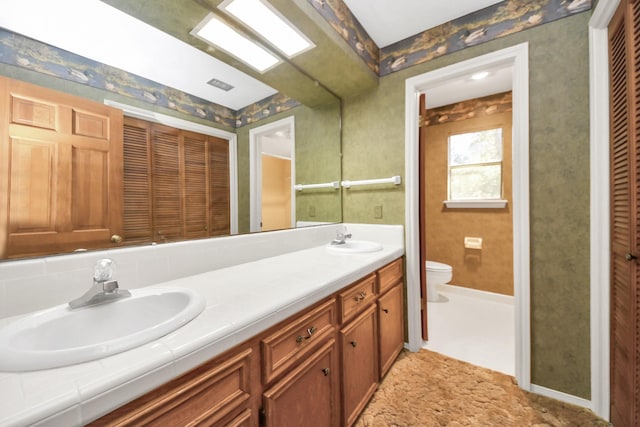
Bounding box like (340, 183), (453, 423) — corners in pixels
(208, 136), (230, 236)
(123, 118), (153, 243)
(609, 1), (640, 425)
(122, 117), (231, 243)
(182, 130), (209, 238)
(151, 124), (182, 241)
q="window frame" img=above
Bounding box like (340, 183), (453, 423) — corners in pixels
(444, 126), (508, 209)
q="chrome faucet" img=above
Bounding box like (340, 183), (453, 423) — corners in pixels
(331, 227), (352, 245)
(68, 258), (131, 310)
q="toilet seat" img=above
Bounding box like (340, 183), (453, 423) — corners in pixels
(426, 260), (452, 271)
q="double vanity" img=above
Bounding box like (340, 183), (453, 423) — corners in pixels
(0, 224), (404, 426)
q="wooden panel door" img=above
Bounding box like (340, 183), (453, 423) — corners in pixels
(609, 1), (640, 425)
(378, 284), (404, 378)
(340, 304), (378, 427)
(0, 77), (123, 258)
(263, 339), (340, 427)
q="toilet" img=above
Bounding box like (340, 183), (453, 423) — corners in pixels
(425, 261), (453, 302)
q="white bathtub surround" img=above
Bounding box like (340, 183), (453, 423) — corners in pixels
(0, 223), (404, 427)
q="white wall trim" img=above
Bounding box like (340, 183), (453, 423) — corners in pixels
(589, 0), (618, 420)
(404, 43), (531, 391)
(249, 116), (296, 232)
(530, 384), (593, 410)
(103, 99), (239, 235)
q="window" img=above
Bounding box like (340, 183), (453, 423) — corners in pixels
(447, 128), (506, 206)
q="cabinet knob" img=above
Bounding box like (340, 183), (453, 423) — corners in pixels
(350, 340), (357, 348)
(625, 253), (637, 261)
(110, 234), (123, 243)
(354, 291), (367, 302)
(296, 326), (317, 343)
(321, 368), (330, 376)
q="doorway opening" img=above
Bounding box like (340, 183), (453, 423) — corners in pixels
(250, 117), (296, 232)
(404, 43), (530, 390)
(420, 89), (515, 376)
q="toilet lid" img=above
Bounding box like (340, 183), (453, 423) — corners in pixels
(426, 260), (452, 271)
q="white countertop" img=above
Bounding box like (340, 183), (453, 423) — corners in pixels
(0, 242), (403, 427)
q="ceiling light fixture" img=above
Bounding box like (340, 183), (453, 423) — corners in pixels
(471, 71), (490, 80)
(191, 14), (280, 73)
(219, 0), (314, 58)
(207, 78), (235, 91)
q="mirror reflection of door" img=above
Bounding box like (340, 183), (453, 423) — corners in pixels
(250, 117), (295, 232)
(261, 153), (291, 231)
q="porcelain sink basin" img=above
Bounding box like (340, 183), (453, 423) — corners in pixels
(0, 287), (206, 372)
(327, 240), (383, 254)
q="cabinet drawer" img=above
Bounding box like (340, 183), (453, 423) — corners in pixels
(338, 274), (377, 323)
(89, 348), (253, 426)
(377, 258), (403, 294)
(262, 298), (336, 384)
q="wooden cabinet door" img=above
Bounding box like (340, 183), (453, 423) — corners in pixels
(340, 304), (378, 427)
(263, 339), (339, 427)
(378, 284), (404, 378)
(0, 77), (123, 258)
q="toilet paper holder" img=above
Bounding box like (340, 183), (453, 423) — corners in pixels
(464, 237), (482, 249)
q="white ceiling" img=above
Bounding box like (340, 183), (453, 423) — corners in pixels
(0, 0), (278, 110)
(343, 0), (504, 48)
(0, 0), (508, 109)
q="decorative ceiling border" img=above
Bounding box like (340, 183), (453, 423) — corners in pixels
(307, 0), (591, 77)
(306, 0), (379, 75)
(0, 29), (299, 129)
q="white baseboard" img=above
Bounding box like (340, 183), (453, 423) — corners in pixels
(437, 283), (515, 305)
(530, 384), (592, 410)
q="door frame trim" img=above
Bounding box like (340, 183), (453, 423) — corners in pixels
(404, 42), (530, 390)
(589, 0), (620, 420)
(249, 116), (296, 232)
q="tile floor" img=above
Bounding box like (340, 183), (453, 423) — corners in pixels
(422, 283), (515, 376)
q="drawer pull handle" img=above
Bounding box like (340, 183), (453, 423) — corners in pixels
(383, 308), (389, 314)
(350, 340), (358, 348)
(296, 326), (317, 343)
(322, 368), (331, 376)
(354, 291), (367, 302)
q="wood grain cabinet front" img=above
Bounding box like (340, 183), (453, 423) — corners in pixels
(377, 258), (403, 295)
(261, 299), (337, 384)
(340, 304), (379, 427)
(338, 274), (377, 323)
(88, 347), (256, 427)
(378, 283), (404, 378)
(262, 338), (340, 427)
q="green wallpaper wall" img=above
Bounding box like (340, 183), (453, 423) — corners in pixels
(235, 101), (342, 234)
(341, 12), (591, 398)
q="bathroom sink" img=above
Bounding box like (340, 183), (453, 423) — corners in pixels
(0, 287), (206, 371)
(327, 240), (383, 254)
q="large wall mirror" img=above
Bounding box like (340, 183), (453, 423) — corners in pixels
(0, 0), (342, 260)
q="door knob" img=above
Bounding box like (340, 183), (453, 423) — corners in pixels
(110, 235), (123, 243)
(625, 253), (637, 261)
